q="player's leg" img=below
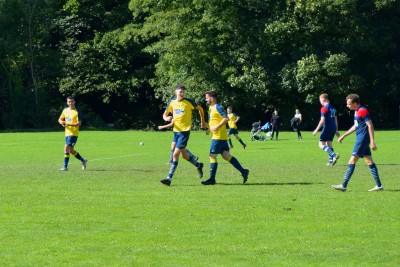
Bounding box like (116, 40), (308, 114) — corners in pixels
(365, 154), (383, 191)
(168, 141), (176, 164)
(201, 154), (218, 185)
(161, 132), (186, 185)
(228, 129), (234, 148)
(332, 155), (358, 191)
(161, 147), (182, 185)
(60, 143), (70, 171)
(68, 136), (87, 170)
(327, 140), (338, 165)
(319, 134), (339, 165)
(182, 148), (203, 178)
(202, 140), (220, 185)
(221, 148), (249, 184)
(234, 133), (246, 149)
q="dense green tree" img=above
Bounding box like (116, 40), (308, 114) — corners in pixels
(0, 0), (63, 129)
(1, 0), (399, 130)
(129, 0), (400, 128)
(58, 0), (160, 128)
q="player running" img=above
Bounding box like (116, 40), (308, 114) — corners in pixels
(226, 106), (246, 149)
(201, 91), (249, 185)
(160, 85), (207, 186)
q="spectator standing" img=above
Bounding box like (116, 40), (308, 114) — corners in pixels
(270, 110), (282, 140)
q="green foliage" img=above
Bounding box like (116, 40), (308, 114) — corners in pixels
(0, 0), (63, 129)
(1, 0), (400, 129)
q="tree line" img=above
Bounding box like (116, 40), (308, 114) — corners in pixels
(1, 0), (399, 131)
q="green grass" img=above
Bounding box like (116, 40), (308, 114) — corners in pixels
(0, 130), (399, 266)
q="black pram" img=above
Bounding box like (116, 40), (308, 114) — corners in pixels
(251, 121), (270, 141)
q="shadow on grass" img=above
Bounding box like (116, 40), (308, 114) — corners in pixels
(217, 182), (317, 186)
(86, 168), (154, 172)
(179, 182), (319, 187)
(382, 189), (400, 192)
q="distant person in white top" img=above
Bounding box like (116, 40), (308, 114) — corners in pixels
(294, 109), (302, 140)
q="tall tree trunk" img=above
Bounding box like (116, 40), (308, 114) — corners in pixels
(27, 0), (38, 106)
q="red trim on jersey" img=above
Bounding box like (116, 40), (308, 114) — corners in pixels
(321, 107), (328, 114)
(356, 108), (369, 118)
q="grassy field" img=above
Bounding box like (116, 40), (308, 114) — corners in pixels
(0, 130), (399, 266)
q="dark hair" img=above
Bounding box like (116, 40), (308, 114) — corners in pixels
(346, 94), (360, 104)
(205, 90), (218, 99)
(67, 96), (75, 100)
(175, 85), (186, 90)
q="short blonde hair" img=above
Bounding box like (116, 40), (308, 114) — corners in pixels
(319, 93), (329, 100)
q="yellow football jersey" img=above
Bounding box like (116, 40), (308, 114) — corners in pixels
(165, 98), (197, 132)
(227, 113), (238, 129)
(59, 108), (81, 136)
(208, 104), (228, 140)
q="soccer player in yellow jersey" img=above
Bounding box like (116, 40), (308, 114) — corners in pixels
(160, 85), (207, 186)
(201, 91), (249, 185)
(227, 106), (247, 149)
(58, 96), (87, 171)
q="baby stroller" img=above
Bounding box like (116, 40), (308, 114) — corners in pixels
(251, 121), (270, 141)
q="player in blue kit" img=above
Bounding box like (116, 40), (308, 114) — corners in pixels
(201, 91), (249, 185)
(332, 94), (383, 192)
(312, 93), (340, 166)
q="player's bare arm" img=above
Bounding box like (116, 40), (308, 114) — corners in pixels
(366, 120), (377, 151)
(196, 105), (207, 129)
(162, 111), (172, 122)
(338, 125), (356, 143)
(312, 117), (325, 136)
(58, 117), (66, 127)
(335, 117), (340, 137)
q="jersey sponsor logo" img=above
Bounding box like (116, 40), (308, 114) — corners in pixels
(174, 108), (185, 115)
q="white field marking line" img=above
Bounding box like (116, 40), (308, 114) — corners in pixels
(0, 152), (152, 169)
(89, 152), (152, 161)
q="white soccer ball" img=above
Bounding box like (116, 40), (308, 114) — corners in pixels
(139, 142), (144, 146)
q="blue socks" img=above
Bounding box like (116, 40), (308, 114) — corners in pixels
(63, 152), (70, 167)
(342, 164), (355, 187)
(167, 161), (178, 180)
(210, 162), (218, 181)
(369, 163), (382, 187)
(229, 157), (245, 173)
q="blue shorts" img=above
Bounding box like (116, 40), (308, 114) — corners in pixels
(320, 129), (335, 142)
(173, 131), (190, 149)
(228, 128), (238, 135)
(352, 141), (371, 158)
(65, 136), (78, 147)
(210, 139), (230, 154)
